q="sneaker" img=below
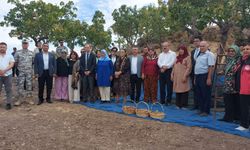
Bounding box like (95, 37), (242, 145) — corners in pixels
(5, 104), (12, 110)
(235, 126), (248, 131)
(14, 101), (21, 106)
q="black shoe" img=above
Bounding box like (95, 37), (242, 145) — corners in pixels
(218, 118), (233, 123)
(37, 101), (43, 105)
(47, 100), (53, 103)
(160, 101), (165, 104)
(5, 104), (11, 110)
(190, 106), (198, 110)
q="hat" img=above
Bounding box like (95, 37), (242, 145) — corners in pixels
(22, 39), (29, 44)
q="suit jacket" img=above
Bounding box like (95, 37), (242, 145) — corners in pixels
(34, 52), (56, 77)
(129, 55), (143, 78)
(79, 51), (96, 76)
(190, 48), (196, 78)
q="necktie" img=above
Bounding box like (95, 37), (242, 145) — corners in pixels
(85, 53), (88, 70)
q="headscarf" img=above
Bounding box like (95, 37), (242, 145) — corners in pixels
(176, 45), (189, 64)
(225, 45), (241, 75)
(99, 49), (111, 61)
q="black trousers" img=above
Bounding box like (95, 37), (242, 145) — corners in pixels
(38, 70), (53, 101)
(176, 92), (189, 108)
(81, 75), (95, 101)
(191, 74), (199, 109)
(239, 94), (250, 128)
(12, 65), (19, 77)
(159, 68), (173, 104)
(130, 74), (142, 102)
(223, 93), (240, 121)
(195, 73), (212, 114)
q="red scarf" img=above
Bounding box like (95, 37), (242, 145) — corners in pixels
(176, 45), (189, 64)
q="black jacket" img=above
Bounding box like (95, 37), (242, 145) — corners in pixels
(79, 52), (96, 76)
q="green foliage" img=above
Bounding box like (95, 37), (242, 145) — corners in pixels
(1, 0), (78, 46)
(112, 5), (140, 47)
(86, 11), (112, 51)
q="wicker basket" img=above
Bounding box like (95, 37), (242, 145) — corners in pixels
(149, 102), (165, 119)
(136, 101), (150, 118)
(122, 100), (136, 114)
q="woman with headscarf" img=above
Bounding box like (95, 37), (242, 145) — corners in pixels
(219, 45), (241, 123)
(171, 45), (191, 109)
(96, 49), (113, 103)
(142, 47), (159, 103)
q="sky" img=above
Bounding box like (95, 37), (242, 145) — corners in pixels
(0, 0), (158, 54)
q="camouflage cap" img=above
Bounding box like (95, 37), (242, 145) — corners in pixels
(22, 39), (29, 44)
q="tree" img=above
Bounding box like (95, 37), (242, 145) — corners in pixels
(1, 0), (77, 46)
(112, 5), (140, 47)
(86, 10), (112, 50)
(168, 0), (208, 38)
(138, 0), (171, 46)
(52, 20), (88, 50)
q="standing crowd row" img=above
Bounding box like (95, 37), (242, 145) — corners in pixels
(0, 37), (250, 131)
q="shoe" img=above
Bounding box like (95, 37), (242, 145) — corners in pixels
(28, 101), (35, 105)
(47, 100), (53, 103)
(5, 104), (12, 110)
(37, 101), (43, 105)
(218, 118), (233, 123)
(14, 101), (21, 106)
(200, 113), (208, 117)
(100, 101), (105, 104)
(190, 107), (198, 110)
(235, 126), (248, 131)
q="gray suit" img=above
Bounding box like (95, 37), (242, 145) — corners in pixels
(129, 54), (143, 102)
(129, 55), (143, 78)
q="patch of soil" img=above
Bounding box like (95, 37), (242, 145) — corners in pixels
(0, 102), (249, 150)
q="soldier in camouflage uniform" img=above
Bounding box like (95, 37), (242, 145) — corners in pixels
(56, 39), (68, 58)
(14, 39), (34, 105)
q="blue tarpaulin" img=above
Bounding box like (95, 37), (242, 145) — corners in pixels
(76, 100), (250, 139)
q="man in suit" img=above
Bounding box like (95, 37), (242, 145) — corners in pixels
(34, 43), (56, 105)
(190, 36), (202, 110)
(129, 47), (143, 102)
(79, 44), (96, 102)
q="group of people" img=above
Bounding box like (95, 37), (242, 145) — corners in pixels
(0, 37), (250, 131)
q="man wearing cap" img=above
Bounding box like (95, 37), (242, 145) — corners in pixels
(56, 40), (68, 58)
(14, 39), (35, 105)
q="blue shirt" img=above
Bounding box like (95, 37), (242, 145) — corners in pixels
(194, 50), (215, 75)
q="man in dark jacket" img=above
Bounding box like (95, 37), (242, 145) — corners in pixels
(34, 43), (56, 105)
(79, 44), (96, 102)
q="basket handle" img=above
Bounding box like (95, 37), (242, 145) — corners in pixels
(136, 101), (149, 111)
(122, 100), (136, 107)
(151, 102), (164, 112)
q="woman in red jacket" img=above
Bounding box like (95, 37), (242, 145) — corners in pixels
(235, 43), (250, 131)
(142, 47), (159, 103)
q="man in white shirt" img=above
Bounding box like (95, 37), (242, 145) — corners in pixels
(129, 47), (143, 102)
(158, 42), (176, 105)
(34, 43), (56, 105)
(0, 42), (15, 110)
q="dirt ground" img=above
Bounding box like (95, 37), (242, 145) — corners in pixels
(0, 101), (249, 150)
